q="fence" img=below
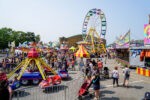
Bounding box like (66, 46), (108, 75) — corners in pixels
(12, 72), (84, 100)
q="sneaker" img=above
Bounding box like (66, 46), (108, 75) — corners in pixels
(123, 84), (125, 87)
(94, 97), (99, 100)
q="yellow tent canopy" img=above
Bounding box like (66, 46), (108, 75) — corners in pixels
(74, 45), (90, 57)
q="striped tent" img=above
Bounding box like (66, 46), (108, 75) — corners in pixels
(74, 45), (90, 57)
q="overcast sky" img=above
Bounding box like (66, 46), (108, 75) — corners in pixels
(0, 0), (150, 44)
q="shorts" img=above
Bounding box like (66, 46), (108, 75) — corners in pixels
(93, 84), (100, 90)
(124, 76), (129, 80)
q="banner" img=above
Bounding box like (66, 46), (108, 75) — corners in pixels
(144, 24), (150, 46)
(116, 30), (130, 48)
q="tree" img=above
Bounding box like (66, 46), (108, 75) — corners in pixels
(0, 27), (11, 49)
(35, 35), (40, 43)
(0, 27), (41, 49)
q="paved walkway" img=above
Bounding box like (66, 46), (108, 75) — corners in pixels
(81, 58), (150, 100)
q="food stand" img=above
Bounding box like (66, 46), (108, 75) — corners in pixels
(137, 48), (150, 77)
(115, 47), (130, 66)
(136, 21), (150, 77)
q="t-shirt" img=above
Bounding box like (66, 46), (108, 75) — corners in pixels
(112, 70), (119, 78)
(92, 69), (100, 85)
(98, 62), (102, 68)
(80, 61), (84, 67)
(89, 63), (93, 72)
(71, 60), (75, 66)
(123, 68), (130, 77)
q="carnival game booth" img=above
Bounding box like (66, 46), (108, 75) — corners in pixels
(129, 47), (144, 69)
(115, 47), (129, 66)
(137, 48), (150, 77)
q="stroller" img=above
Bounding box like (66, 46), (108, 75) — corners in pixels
(78, 79), (93, 100)
(103, 67), (109, 79)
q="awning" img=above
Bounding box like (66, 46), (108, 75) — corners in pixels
(74, 45), (90, 58)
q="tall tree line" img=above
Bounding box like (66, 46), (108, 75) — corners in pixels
(0, 27), (40, 49)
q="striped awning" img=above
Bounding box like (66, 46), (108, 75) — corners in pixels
(74, 45), (90, 57)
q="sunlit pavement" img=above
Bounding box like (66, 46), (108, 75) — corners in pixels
(82, 58), (150, 100)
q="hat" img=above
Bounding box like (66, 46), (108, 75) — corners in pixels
(145, 92), (150, 99)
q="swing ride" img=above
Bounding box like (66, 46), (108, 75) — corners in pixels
(7, 48), (58, 85)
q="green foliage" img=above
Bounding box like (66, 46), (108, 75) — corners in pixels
(0, 27), (41, 49)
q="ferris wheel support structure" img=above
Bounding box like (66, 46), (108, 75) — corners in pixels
(82, 8), (107, 54)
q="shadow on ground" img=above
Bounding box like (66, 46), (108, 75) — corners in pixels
(118, 85), (144, 89)
(62, 77), (73, 81)
(101, 97), (120, 100)
(128, 85), (144, 89)
(12, 90), (30, 98)
(43, 85), (68, 93)
(100, 90), (115, 95)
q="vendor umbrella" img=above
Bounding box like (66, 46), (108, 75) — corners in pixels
(74, 45), (90, 57)
(69, 46), (76, 52)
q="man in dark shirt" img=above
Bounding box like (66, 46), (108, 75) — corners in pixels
(91, 65), (100, 100)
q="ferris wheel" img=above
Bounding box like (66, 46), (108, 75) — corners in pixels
(82, 8), (107, 53)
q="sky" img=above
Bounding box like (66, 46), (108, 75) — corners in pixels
(0, 0), (150, 44)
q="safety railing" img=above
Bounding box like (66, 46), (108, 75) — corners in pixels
(12, 72), (84, 100)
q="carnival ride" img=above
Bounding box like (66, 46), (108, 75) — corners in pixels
(82, 8), (107, 54)
(7, 48), (58, 85)
(0, 72), (21, 90)
(39, 75), (61, 89)
(58, 71), (69, 79)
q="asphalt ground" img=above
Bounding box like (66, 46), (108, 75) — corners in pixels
(81, 58), (150, 100)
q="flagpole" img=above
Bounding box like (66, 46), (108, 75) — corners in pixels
(129, 29), (131, 67)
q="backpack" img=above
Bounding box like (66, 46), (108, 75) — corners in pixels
(125, 69), (130, 77)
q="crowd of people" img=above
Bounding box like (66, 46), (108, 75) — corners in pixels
(1, 54), (24, 73)
(79, 55), (132, 100)
(44, 50), (76, 71)
(1, 49), (149, 100)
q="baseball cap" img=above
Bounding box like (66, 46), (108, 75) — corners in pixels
(145, 92), (150, 99)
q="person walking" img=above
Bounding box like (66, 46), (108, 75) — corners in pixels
(79, 59), (84, 72)
(112, 66), (119, 87)
(123, 65), (130, 88)
(71, 59), (75, 71)
(85, 64), (90, 77)
(98, 60), (103, 73)
(91, 65), (100, 100)
(89, 61), (93, 72)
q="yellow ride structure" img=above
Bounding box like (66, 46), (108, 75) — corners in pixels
(8, 48), (57, 81)
(84, 28), (106, 54)
(82, 8), (107, 54)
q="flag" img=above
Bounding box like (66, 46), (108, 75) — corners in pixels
(19, 43), (22, 47)
(11, 41), (15, 47)
(116, 30), (130, 48)
(22, 41), (28, 47)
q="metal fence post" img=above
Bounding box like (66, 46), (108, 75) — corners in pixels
(63, 84), (66, 100)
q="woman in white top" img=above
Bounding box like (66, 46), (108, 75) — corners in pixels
(112, 66), (119, 87)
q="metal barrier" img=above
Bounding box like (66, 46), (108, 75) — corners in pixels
(12, 72), (84, 100)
